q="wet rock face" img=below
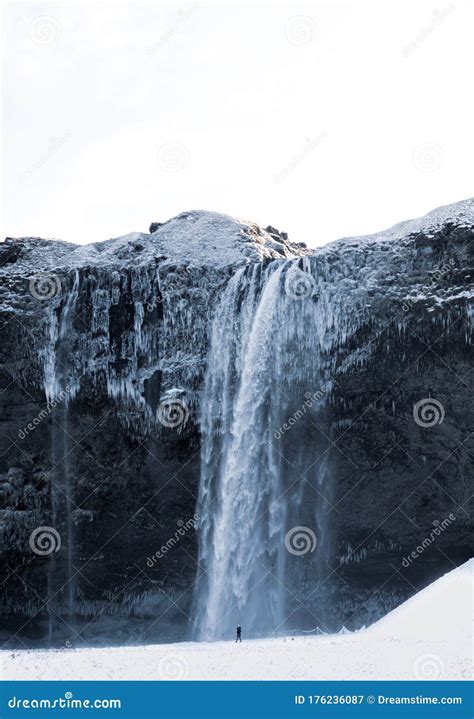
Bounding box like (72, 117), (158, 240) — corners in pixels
(0, 204), (473, 646)
(327, 309), (473, 628)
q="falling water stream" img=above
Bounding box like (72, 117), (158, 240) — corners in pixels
(194, 259), (334, 640)
(44, 270), (80, 639)
(38, 255), (350, 642)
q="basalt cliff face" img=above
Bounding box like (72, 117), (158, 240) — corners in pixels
(0, 203), (472, 647)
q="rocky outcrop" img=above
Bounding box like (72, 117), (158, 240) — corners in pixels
(0, 203), (472, 647)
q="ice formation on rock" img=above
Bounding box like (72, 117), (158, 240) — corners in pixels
(0, 201), (472, 645)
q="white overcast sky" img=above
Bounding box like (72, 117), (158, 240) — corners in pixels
(1, 0), (473, 247)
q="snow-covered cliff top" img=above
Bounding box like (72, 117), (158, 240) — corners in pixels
(326, 197), (474, 250)
(2, 199), (473, 275)
(1, 211), (307, 273)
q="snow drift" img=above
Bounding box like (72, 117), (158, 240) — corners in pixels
(2, 559), (471, 680)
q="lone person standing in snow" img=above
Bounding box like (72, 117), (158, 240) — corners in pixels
(235, 625), (242, 642)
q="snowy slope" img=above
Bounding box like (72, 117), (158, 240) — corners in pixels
(330, 197), (474, 247)
(2, 560), (471, 681)
(368, 559), (473, 640)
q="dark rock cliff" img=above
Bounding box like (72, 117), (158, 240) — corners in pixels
(0, 203), (472, 647)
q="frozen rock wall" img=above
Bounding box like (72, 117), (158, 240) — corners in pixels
(0, 203), (472, 647)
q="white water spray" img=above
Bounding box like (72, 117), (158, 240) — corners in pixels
(194, 259), (334, 640)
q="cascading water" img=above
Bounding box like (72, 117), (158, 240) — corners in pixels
(44, 270), (80, 636)
(194, 258), (336, 640)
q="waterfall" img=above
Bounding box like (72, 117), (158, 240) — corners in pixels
(44, 270), (80, 635)
(58, 270), (80, 621)
(194, 259), (335, 640)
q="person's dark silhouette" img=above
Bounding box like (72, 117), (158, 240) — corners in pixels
(235, 625), (242, 642)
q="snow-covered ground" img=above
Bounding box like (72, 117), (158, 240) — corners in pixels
(2, 560), (472, 681)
